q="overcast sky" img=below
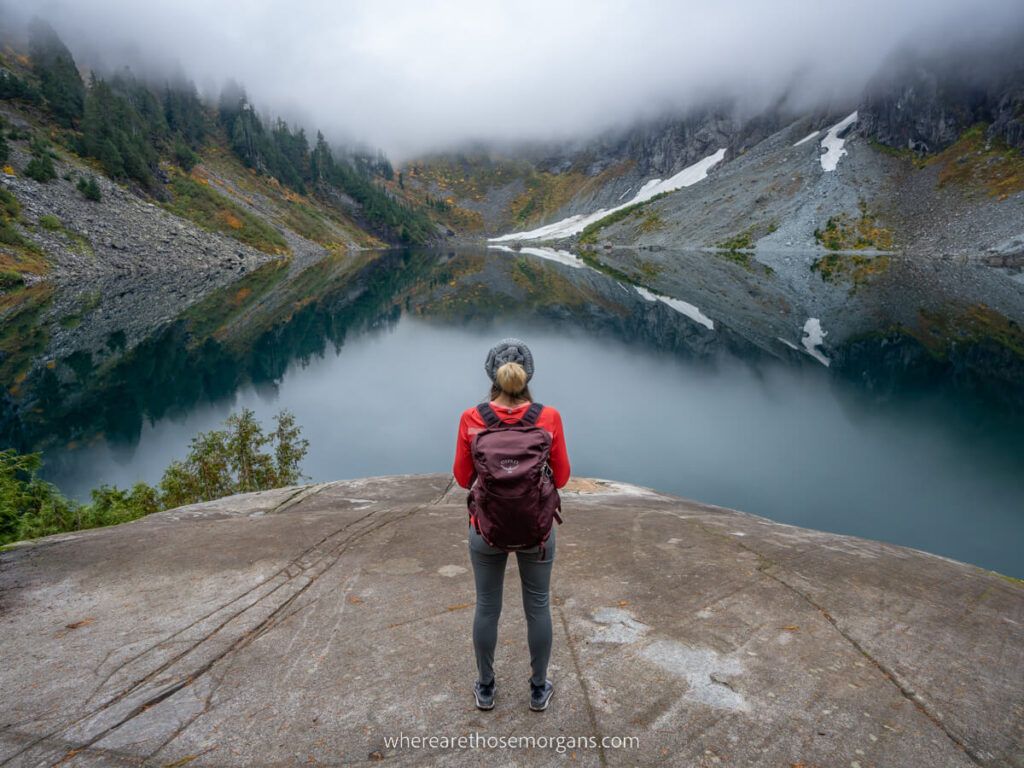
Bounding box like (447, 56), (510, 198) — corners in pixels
(6, 0), (1024, 158)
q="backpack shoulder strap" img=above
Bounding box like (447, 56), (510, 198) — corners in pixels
(520, 401), (543, 426)
(476, 402), (502, 429)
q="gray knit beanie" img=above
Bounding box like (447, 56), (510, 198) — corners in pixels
(484, 337), (534, 383)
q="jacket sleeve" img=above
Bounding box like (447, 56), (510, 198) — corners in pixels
(548, 409), (571, 489)
(452, 410), (476, 489)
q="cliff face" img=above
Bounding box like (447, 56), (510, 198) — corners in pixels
(859, 38), (1024, 153)
(1, 474), (1021, 767)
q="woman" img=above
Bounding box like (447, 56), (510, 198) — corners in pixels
(452, 337), (571, 712)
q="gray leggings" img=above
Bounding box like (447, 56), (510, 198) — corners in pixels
(468, 523), (556, 688)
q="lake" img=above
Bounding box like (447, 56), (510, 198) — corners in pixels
(7, 246), (1023, 577)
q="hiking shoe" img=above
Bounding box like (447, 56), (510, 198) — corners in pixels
(529, 679), (554, 711)
(474, 680), (496, 710)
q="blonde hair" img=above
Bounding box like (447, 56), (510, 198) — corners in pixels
(490, 361), (532, 401)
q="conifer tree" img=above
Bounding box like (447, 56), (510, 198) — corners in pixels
(28, 18), (84, 127)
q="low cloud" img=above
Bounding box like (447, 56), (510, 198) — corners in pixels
(5, 0), (1023, 158)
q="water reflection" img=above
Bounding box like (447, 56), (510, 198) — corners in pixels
(2, 246), (1021, 575)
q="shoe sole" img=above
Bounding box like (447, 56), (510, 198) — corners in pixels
(475, 686), (496, 710)
(529, 690), (553, 711)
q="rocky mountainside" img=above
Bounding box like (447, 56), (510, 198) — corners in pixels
(860, 33), (1024, 153)
(0, 18), (444, 293)
(403, 36), (1024, 266)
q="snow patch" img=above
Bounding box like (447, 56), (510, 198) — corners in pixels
(777, 337), (800, 351)
(635, 285), (714, 330)
(490, 148), (727, 242)
(489, 244), (584, 269)
(819, 111), (858, 172)
(490, 244), (713, 331)
(793, 130), (820, 147)
(801, 318), (830, 366)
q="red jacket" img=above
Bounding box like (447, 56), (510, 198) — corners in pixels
(453, 400), (571, 490)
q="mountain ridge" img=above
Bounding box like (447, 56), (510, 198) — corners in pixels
(399, 36), (1024, 260)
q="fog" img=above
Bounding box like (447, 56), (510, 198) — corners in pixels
(4, 0), (1024, 158)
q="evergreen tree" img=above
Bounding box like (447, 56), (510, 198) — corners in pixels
(172, 137), (198, 170)
(0, 70), (42, 104)
(28, 18), (84, 127)
(323, 152), (435, 244)
(80, 74), (158, 186)
(310, 130), (333, 183)
(24, 135), (56, 182)
(163, 79), (207, 147)
(110, 69), (168, 146)
(217, 90), (436, 244)
(77, 175), (101, 201)
(1, 409), (307, 544)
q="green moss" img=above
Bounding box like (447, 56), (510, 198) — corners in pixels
(814, 202), (894, 251)
(0, 187), (44, 260)
(715, 223), (778, 270)
(637, 212), (664, 233)
(578, 193), (668, 245)
(933, 123), (1024, 199)
(637, 260), (662, 279)
(0, 187), (21, 219)
(0, 269), (24, 290)
(913, 305), (1024, 360)
(811, 253), (891, 287)
(32, 214), (93, 256)
(717, 231), (753, 251)
(163, 171), (289, 256)
(871, 125), (1024, 198)
(721, 250), (751, 267)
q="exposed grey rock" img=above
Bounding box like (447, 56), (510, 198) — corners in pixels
(859, 35), (1024, 153)
(1, 474), (1020, 766)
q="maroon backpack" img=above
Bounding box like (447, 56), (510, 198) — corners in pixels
(468, 401), (562, 556)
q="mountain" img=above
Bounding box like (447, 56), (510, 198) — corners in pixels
(0, 19), (446, 290)
(401, 36), (1024, 267)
